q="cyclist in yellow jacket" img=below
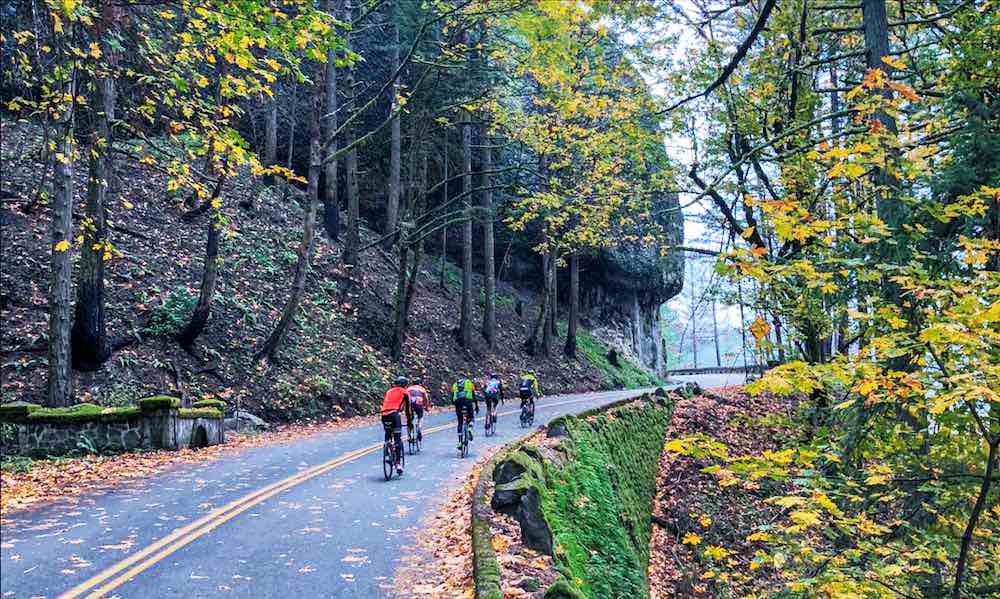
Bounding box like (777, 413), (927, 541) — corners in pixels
(518, 370), (541, 416)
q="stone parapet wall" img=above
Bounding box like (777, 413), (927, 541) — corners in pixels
(0, 397), (224, 456)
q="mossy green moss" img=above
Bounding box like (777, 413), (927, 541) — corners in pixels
(543, 578), (587, 599)
(139, 396), (181, 411)
(577, 330), (662, 390)
(0, 401), (40, 420)
(178, 407), (222, 419)
(99, 406), (142, 422)
(191, 398), (227, 411)
(27, 403), (105, 423)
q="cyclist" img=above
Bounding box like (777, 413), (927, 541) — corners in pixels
(381, 376), (412, 475)
(451, 376), (478, 449)
(482, 373), (504, 430)
(405, 376), (430, 442)
(518, 370), (541, 419)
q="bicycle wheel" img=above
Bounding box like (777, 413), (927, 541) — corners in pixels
(382, 443), (393, 481)
(461, 428), (470, 458)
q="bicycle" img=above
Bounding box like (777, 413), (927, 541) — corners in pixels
(484, 403), (497, 437)
(382, 421), (405, 481)
(407, 422), (421, 455)
(520, 400), (535, 428)
(457, 416), (472, 458)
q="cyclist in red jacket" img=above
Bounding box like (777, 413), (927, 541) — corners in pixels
(381, 376), (412, 475)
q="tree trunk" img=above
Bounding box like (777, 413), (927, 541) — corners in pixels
(547, 254), (557, 340)
(384, 7), (401, 250)
(439, 151), (448, 289)
(342, 0), (360, 267)
(564, 253), (579, 358)
(689, 262), (698, 369)
(48, 31), (76, 406)
(263, 96), (277, 184)
(711, 299), (721, 367)
(254, 62), (325, 363)
(322, 1), (339, 241)
(480, 136), (495, 347)
(280, 89), (297, 203)
(71, 13), (115, 372)
(390, 240), (410, 360)
(525, 252), (550, 356)
(541, 252), (553, 356)
(458, 108), (473, 349)
(177, 170), (226, 348)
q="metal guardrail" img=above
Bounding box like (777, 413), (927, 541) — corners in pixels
(666, 365), (766, 376)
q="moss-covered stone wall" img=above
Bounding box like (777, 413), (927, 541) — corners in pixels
(0, 397), (224, 456)
(488, 396), (673, 599)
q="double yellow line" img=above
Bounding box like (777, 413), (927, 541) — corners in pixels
(58, 395), (602, 598)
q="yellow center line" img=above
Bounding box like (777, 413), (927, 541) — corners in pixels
(58, 393), (621, 598)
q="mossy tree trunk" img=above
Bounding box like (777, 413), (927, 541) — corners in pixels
(253, 61), (325, 364)
(48, 23), (76, 406)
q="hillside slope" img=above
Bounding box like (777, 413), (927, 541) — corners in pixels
(1, 120), (658, 422)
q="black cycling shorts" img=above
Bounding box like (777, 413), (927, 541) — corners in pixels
(381, 412), (401, 436)
(412, 404), (424, 419)
(519, 388), (534, 400)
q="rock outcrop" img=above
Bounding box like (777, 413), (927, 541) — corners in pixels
(582, 190), (684, 375)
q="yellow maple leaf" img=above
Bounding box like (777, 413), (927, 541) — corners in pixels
(54, 239), (70, 252)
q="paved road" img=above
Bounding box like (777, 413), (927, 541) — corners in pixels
(1, 388), (655, 599)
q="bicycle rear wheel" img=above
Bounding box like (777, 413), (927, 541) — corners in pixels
(382, 443), (393, 481)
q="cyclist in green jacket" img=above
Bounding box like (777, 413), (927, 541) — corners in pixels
(452, 377), (478, 449)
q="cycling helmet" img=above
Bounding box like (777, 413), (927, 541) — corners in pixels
(412, 376), (423, 385)
(394, 375), (408, 386)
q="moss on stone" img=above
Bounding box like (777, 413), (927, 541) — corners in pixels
(0, 401), (40, 420)
(543, 578), (587, 599)
(27, 403), (105, 423)
(99, 406), (142, 422)
(139, 396), (181, 411)
(191, 398), (227, 411)
(178, 407), (222, 419)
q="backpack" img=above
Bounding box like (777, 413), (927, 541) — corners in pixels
(455, 379), (471, 401)
(484, 379), (501, 398)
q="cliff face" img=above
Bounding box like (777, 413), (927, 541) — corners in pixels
(582, 191), (684, 375)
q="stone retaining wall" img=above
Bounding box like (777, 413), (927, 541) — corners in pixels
(471, 389), (677, 599)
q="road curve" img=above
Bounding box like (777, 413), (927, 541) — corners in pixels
(1, 388), (651, 599)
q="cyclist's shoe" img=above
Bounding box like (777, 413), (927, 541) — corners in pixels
(396, 466), (404, 476)
(457, 439), (463, 450)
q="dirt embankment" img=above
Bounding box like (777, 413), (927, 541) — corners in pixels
(1, 120), (656, 424)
